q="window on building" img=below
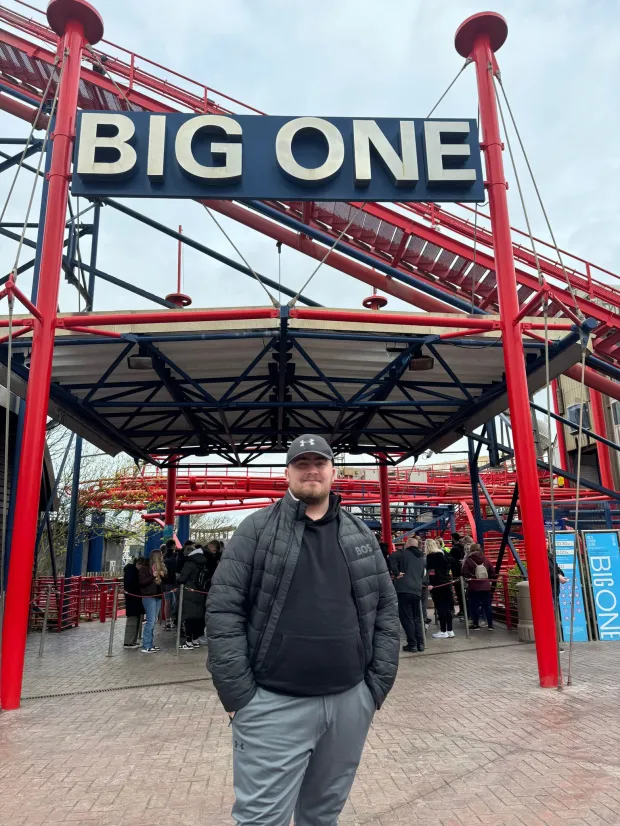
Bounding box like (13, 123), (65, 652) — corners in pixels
(566, 402), (590, 433)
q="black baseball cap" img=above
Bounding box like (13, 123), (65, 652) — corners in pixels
(286, 434), (334, 466)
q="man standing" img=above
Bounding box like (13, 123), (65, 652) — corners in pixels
(206, 434), (399, 826)
(389, 536), (426, 652)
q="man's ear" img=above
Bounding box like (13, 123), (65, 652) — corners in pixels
(285, 466), (290, 483)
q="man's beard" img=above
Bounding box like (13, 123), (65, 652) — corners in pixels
(291, 481), (330, 505)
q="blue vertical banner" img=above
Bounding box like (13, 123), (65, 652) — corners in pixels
(584, 530), (620, 641)
(552, 531), (589, 642)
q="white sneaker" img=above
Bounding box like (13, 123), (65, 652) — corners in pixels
(195, 636), (209, 645)
(446, 631), (455, 638)
(432, 632), (449, 639)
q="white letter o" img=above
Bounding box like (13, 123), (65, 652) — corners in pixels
(276, 117), (344, 185)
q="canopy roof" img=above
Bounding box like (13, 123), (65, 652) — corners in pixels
(0, 307), (582, 465)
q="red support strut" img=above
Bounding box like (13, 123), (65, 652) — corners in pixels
(378, 456), (393, 553)
(164, 458), (179, 541)
(456, 12), (560, 687)
(0, 0), (104, 711)
(590, 390), (615, 491)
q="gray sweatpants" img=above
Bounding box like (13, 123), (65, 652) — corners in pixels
(231, 680), (375, 826)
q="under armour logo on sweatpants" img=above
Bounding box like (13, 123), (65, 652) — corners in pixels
(299, 439), (315, 447)
(234, 740), (244, 751)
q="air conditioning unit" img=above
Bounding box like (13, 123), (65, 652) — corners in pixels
(566, 402), (590, 435)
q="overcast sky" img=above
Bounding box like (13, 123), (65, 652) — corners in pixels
(1, 0), (618, 470)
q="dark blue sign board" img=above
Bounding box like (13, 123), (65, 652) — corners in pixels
(551, 531), (589, 642)
(584, 530), (620, 641)
(71, 112), (484, 203)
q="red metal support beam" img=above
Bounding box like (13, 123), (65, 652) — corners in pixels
(456, 12), (559, 687)
(565, 364), (620, 404)
(0, 0), (104, 712)
(589, 390), (615, 491)
(0, 92), (49, 129)
(378, 456), (393, 553)
(164, 457), (179, 540)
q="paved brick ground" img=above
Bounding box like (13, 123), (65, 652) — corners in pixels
(1, 619), (619, 825)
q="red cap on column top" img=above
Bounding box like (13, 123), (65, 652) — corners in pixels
(454, 12), (507, 58)
(47, 0), (104, 45)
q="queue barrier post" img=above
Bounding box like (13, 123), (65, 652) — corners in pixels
(38, 585), (52, 658)
(460, 577), (470, 639)
(175, 585), (184, 655)
(419, 598), (426, 646)
(107, 583), (119, 658)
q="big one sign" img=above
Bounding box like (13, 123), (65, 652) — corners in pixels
(584, 530), (620, 640)
(71, 113), (484, 202)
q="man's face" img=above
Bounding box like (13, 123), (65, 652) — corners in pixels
(286, 453), (335, 504)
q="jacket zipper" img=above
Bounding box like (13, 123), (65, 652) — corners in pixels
(250, 520), (299, 669)
(337, 525), (365, 648)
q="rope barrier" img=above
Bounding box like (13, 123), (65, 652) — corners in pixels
(122, 589), (174, 599)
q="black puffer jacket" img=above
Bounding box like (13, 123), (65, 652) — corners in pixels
(206, 491), (399, 713)
(178, 550), (208, 620)
(388, 545), (425, 596)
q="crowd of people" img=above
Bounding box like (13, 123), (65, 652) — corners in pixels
(386, 531), (498, 650)
(122, 537), (225, 653)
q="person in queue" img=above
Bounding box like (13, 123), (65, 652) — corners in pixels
(162, 540), (177, 630)
(139, 547), (166, 653)
(461, 543), (496, 631)
(389, 535), (426, 652)
(206, 434), (399, 826)
(425, 538), (455, 639)
(177, 542), (208, 649)
(207, 539), (224, 565)
(178, 540), (193, 573)
(123, 556), (144, 648)
(449, 532), (466, 618)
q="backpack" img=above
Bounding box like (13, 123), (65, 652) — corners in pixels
(196, 564), (210, 592)
(474, 560), (488, 580)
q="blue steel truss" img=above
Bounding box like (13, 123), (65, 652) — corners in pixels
(0, 311), (584, 467)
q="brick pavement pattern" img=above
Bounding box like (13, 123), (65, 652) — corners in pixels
(1, 619), (619, 825)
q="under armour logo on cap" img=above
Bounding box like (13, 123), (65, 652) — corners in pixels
(286, 434), (334, 465)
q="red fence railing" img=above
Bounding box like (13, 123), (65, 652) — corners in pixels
(29, 576), (125, 632)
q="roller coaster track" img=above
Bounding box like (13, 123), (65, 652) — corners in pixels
(1, 2), (620, 373)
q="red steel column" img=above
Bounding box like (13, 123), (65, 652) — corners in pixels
(0, 0), (104, 710)
(590, 390), (615, 490)
(378, 457), (393, 552)
(456, 13), (559, 687)
(163, 459), (179, 541)
(551, 379), (570, 475)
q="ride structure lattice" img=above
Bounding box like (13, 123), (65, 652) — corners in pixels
(0, 1), (617, 707)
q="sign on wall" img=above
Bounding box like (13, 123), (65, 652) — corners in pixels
(584, 530), (620, 640)
(71, 113), (484, 202)
(551, 531), (589, 642)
